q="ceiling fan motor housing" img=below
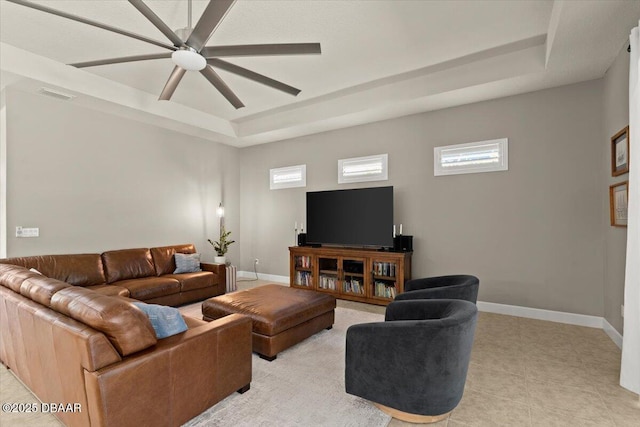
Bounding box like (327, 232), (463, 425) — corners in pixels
(175, 27), (192, 42)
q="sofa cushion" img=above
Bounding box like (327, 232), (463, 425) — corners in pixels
(50, 286), (157, 356)
(132, 302), (188, 339)
(150, 244), (196, 276)
(112, 276), (181, 300)
(85, 284), (131, 297)
(163, 271), (214, 292)
(0, 254), (106, 286)
(174, 253), (202, 274)
(102, 248), (155, 283)
(20, 275), (71, 306)
(0, 264), (42, 293)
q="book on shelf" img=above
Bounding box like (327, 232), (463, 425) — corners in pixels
(295, 271), (312, 286)
(374, 281), (396, 298)
(295, 256), (311, 269)
(319, 274), (337, 290)
(373, 262), (396, 277)
(343, 279), (363, 294)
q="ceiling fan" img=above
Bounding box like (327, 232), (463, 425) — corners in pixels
(7, 0), (321, 108)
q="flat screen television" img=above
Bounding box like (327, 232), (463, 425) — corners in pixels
(306, 186), (394, 248)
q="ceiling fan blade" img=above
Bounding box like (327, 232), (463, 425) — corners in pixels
(207, 59), (301, 96)
(159, 66), (187, 101)
(200, 66), (244, 109)
(6, 0), (175, 51)
(71, 53), (172, 68)
(128, 0), (185, 48)
(187, 0), (236, 52)
(201, 43), (321, 58)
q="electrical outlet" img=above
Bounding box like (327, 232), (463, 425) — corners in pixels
(621, 304), (624, 318)
(254, 258), (259, 265)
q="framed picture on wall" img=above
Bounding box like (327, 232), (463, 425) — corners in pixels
(609, 181), (629, 227)
(611, 126), (630, 176)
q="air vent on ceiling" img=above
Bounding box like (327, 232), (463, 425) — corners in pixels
(37, 88), (75, 101)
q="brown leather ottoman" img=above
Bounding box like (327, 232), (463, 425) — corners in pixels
(202, 284), (336, 361)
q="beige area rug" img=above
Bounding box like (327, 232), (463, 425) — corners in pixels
(183, 307), (390, 427)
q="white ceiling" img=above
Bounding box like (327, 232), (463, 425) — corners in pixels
(1, 0), (639, 147)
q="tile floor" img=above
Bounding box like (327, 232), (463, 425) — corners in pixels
(1, 279), (638, 426)
(408, 311), (639, 427)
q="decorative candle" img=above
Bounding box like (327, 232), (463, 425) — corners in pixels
(393, 225), (396, 238)
(399, 224), (403, 235)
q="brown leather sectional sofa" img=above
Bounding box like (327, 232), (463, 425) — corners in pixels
(0, 243), (226, 306)
(0, 244), (251, 427)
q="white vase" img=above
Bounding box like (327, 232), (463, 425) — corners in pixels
(214, 256), (226, 264)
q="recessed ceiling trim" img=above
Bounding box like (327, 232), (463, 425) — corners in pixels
(235, 39), (546, 140)
(38, 87), (75, 101)
(1, 43), (237, 139)
(235, 35), (547, 125)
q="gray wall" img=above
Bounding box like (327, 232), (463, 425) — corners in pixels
(602, 44), (630, 334)
(240, 80), (605, 316)
(3, 75), (617, 319)
(5, 89), (240, 264)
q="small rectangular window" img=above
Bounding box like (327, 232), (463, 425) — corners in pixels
(434, 138), (508, 176)
(338, 154), (388, 184)
(270, 164), (306, 190)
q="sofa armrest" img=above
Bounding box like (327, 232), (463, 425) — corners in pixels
(200, 262), (224, 273)
(183, 314), (207, 328)
(84, 313), (252, 427)
(201, 262), (226, 289)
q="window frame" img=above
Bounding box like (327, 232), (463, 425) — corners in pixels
(270, 164), (307, 190)
(434, 138), (508, 176)
(338, 153), (389, 184)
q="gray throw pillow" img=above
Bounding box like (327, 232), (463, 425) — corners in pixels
(173, 253), (202, 274)
(132, 302), (188, 339)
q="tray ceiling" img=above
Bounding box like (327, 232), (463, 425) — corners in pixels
(1, 0), (639, 146)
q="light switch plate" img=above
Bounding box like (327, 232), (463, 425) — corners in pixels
(16, 226), (39, 238)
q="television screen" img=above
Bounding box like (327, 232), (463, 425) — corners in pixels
(306, 186), (394, 248)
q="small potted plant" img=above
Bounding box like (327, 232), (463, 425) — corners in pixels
(208, 226), (235, 264)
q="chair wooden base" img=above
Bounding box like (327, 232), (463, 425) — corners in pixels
(374, 403), (452, 424)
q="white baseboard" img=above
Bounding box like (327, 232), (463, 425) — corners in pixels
(602, 319), (623, 349)
(477, 301), (623, 349)
(477, 301), (604, 328)
(233, 277), (623, 348)
(237, 270), (288, 284)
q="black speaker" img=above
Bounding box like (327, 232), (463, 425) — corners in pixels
(297, 233), (307, 246)
(393, 235), (413, 252)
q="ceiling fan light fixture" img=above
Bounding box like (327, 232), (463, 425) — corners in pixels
(9, 0), (319, 106)
(171, 47), (206, 71)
